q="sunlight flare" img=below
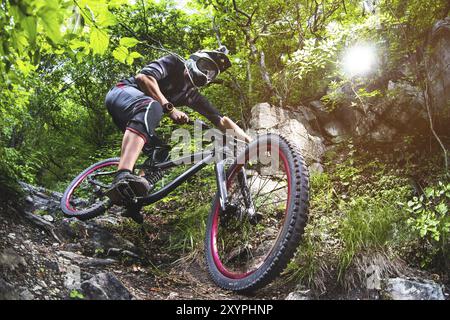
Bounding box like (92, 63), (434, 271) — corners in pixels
(342, 44), (376, 76)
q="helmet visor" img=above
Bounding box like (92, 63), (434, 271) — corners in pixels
(186, 58), (219, 87)
(196, 58), (219, 80)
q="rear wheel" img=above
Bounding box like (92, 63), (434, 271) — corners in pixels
(205, 134), (309, 292)
(60, 158), (120, 220)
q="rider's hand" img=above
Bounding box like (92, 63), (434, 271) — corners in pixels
(169, 108), (190, 124)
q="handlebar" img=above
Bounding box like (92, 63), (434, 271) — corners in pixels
(188, 119), (211, 130)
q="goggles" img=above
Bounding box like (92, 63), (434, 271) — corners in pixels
(186, 57), (220, 87)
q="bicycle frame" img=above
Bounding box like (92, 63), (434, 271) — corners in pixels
(135, 121), (241, 209)
(136, 149), (216, 206)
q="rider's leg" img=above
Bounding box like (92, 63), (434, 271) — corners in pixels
(105, 100), (164, 208)
(118, 129), (146, 171)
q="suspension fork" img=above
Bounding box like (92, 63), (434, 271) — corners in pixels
(215, 160), (229, 211)
(215, 160), (257, 218)
(237, 167), (257, 219)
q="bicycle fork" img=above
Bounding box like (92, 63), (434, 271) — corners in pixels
(215, 160), (258, 222)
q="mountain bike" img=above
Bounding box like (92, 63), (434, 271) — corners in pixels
(60, 120), (310, 292)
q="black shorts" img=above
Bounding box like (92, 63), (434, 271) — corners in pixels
(105, 84), (163, 144)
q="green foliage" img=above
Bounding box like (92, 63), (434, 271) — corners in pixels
(337, 193), (405, 277)
(69, 289), (85, 299)
(405, 181), (449, 242)
(287, 148), (417, 289)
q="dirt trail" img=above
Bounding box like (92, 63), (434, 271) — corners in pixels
(0, 187), (292, 300)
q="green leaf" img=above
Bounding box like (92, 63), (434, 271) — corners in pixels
(69, 289), (84, 299)
(435, 203), (448, 215)
(112, 46), (128, 63)
(97, 10), (117, 27)
(119, 37), (140, 48)
(22, 16), (37, 47)
(70, 40), (88, 51)
(39, 7), (62, 44)
(125, 51), (142, 65)
(129, 51), (143, 59)
(90, 28), (109, 55)
(419, 228), (427, 237)
(15, 59), (36, 76)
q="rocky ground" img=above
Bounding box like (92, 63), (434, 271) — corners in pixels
(0, 183), (447, 300)
(0, 183), (294, 300)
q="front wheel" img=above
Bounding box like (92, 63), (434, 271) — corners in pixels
(205, 134), (309, 292)
(60, 158), (120, 220)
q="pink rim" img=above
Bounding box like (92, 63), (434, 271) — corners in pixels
(210, 144), (292, 279)
(65, 161), (119, 213)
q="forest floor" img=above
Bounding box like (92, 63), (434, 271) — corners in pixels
(0, 202), (296, 300)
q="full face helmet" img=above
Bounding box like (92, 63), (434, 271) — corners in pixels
(185, 46), (232, 87)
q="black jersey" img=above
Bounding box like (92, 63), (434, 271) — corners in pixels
(120, 55), (223, 126)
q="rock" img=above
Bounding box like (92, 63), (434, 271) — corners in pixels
(55, 218), (138, 256)
(384, 80), (427, 127)
(249, 103), (279, 129)
(299, 106), (317, 122)
(0, 278), (19, 300)
(81, 272), (133, 300)
(43, 215), (54, 222)
(168, 292), (179, 300)
(285, 287), (312, 300)
(19, 288), (35, 300)
(383, 278), (445, 300)
(250, 103), (325, 162)
(334, 105), (363, 128)
(106, 248), (141, 263)
(309, 162), (324, 174)
(58, 251), (117, 267)
(64, 243), (83, 252)
(309, 100), (331, 122)
(58, 257), (81, 291)
(19, 182), (63, 218)
(32, 285), (43, 292)
(323, 121), (347, 138)
(277, 118), (325, 162)
(0, 248), (27, 271)
(370, 123), (397, 143)
(248, 103), (326, 163)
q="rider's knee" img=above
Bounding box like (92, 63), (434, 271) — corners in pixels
(149, 100), (163, 117)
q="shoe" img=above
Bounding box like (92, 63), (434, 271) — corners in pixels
(122, 204), (144, 224)
(105, 170), (151, 205)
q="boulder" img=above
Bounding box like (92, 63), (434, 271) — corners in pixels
(323, 120), (349, 143)
(370, 123), (398, 143)
(384, 80), (427, 127)
(249, 103), (280, 129)
(248, 103), (326, 163)
(308, 100), (331, 123)
(81, 272), (133, 300)
(383, 278), (445, 300)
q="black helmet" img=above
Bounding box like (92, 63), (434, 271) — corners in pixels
(185, 46), (232, 87)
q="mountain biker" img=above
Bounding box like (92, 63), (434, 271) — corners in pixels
(104, 46), (251, 221)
